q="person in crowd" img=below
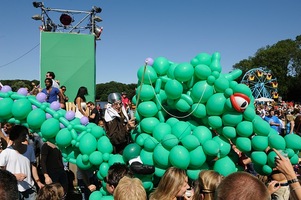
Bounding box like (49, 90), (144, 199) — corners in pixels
(104, 93), (135, 154)
(30, 82), (40, 96)
(285, 113), (295, 135)
(96, 103), (104, 120)
(42, 78), (64, 104)
(40, 141), (68, 195)
(274, 149), (301, 200)
(113, 176), (147, 200)
(77, 168), (99, 200)
(105, 163), (134, 195)
(36, 183), (65, 200)
(87, 101), (100, 124)
(0, 169), (19, 200)
(46, 71), (60, 89)
(215, 171), (271, 200)
(192, 170), (223, 200)
(74, 86), (89, 119)
(0, 125), (44, 200)
(264, 110), (281, 133)
(0, 122), (13, 147)
(149, 167), (191, 200)
(121, 91), (130, 109)
(60, 85), (69, 109)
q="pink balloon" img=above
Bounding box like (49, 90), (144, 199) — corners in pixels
(36, 92), (47, 102)
(65, 111), (75, 121)
(50, 101), (61, 110)
(145, 57), (154, 66)
(1, 85), (12, 92)
(17, 88), (28, 96)
(80, 116), (89, 125)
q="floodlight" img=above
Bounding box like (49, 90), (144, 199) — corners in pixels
(33, 2), (44, 8)
(93, 16), (102, 22)
(59, 13), (73, 26)
(94, 26), (103, 39)
(92, 6), (102, 13)
(32, 14), (42, 20)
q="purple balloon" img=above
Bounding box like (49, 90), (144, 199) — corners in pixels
(145, 57), (154, 66)
(17, 88), (28, 96)
(32, 105), (37, 109)
(1, 85), (12, 93)
(36, 92), (47, 102)
(46, 113), (52, 119)
(50, 101), (61, 110)
(80, 116), (89, 125)
(60, 123), (65, 129)
(65, 111), (75, 121)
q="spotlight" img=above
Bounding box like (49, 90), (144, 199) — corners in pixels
(92, 6), (102, 13)
(32, 1), (44, 8)
(93, 16), (102, 22)
(32, 14), (42, 20)
(59, 13), (73, 26)
(94, 26), (103, 39)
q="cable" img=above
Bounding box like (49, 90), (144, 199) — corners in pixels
(0, 43), (40, 68)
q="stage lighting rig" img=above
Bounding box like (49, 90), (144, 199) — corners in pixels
(32, 2), (103, 39)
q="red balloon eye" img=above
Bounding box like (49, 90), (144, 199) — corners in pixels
(230, 93), (250, 112)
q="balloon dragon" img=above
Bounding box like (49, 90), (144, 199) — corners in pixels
(1, 52), (301, 199)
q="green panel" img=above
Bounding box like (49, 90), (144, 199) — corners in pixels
(40, 32), (95, 102)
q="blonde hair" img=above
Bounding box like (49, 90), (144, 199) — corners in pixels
(192, 170), (223, 200)
(114, 176), (147, 200)
(149, 167), (187, 200)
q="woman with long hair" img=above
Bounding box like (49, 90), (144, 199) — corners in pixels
(74, 86), (89, 118)
(192, 170), (223, 200)
(149, 167), (190, 200)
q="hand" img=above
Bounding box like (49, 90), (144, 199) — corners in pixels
(267, 180), (280, 195)
(37, 181), (44, 189)
(88, 184), (96, 192)
(128, 118), (136, 129)
(273, 148), (296, 180)
(15, 173), (27, 181)
(44, 176), (53, 184)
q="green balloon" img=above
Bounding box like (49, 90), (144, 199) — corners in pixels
(251, 151), (267, 165)
(97, 136), (113, 154)
(152, 123), (171, 142)
(189, 146), (206, 169)
(267, 151), (277, 168)
(12, 99), (32, 120)
(137, 101), (158, 118)
(233, 84), (252, 97)
(108, 154), (124, 166)
(0, 98), (13, 119)
(191, 103), (206, 118)
(166, 117), (179, 127)
(213, 156), (237, 176)
(89, 191), (103, 200)
(252, 115), (271, 136)
(174, 63), (194, 82)
(164, 79), (183, 100)
(140, 149), (154, 165)
(193, 53), (212, 66)
(55, 128), (73, 147)
(144, 137), (159, 152)
(262, 165), (273, 175)
(284, 134), (301, 150)
(123, 143), (142, 163)
(236, 121), (253, 137)
(167, 63), (177, 79)
(154, 167), (166, 178)
(136, 84), (155, 101)
(290, 153), (299, 165)
(27, 108), (46, 129)
(169, 145), (190, 169)
(203, 140), (220, 156)
(191, 81), (214, 103)
(41, 118), (60, 139)
(208, 116), (223, 129)
(79, 133), (97, 155)
(268, 133), (286, 150)
(161, 134), (179, 150)
(222, 111), (243, 127)
(91, 126), (105, 139)
(214, 75), (229, 93)
(99, 162), (110, 178)
(212, 136), (231, 157)
(89, 151), (103, 166)
(140, 117), (160, 134)
(137, 66), (158, 84)
(187, 169), (201, 181)
(153, 144), (170, 168)
(152, 57), (170, 75)
(206, 93), (226, 116)
(76, 154), (92, 170)
(136, 133), (150, 146)
(222, 126), (236, 139)
(171, 121), (191, 140)
(236, 137), (251, 153)
(175, 98), (191, 112)
(181, 135), (200, 151)
(251, 136), (269, 151)
(243, 107), (256, 121)
(194, 64), (211, 80)
(192, 126), (212, 145)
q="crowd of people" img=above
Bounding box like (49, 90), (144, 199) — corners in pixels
(1, 71), (301, 199)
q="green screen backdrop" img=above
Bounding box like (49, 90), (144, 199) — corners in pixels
(40, 32), (95, 103)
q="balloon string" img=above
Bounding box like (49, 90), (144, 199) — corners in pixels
(147, 72), (207, 119)
(135, 61), (148, 111)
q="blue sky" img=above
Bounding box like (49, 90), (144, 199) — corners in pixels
(0, 0), (300, 84)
